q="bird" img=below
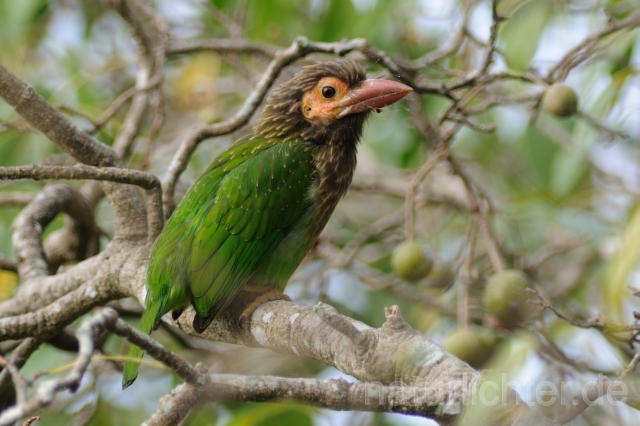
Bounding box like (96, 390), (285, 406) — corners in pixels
(122, 60), (412, 389)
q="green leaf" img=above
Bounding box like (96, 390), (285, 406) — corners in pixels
(604, 205), (640, 323)
(501, 1), (552, 71)
(549, 150), (587, 199)
(226, 404), (313, 426)
(522, 126), (560, 189)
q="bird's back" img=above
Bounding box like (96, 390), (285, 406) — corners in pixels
(145, 138), (318, 324)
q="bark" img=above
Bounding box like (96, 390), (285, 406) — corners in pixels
(1, 1), (637, 424)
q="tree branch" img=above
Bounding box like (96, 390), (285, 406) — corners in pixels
(8, 184), (94, 282)
(146, 373), (461, 426)
(0, 309), (118, 426)
(1, 165), (163, 243)
(0, 62), (148, 242)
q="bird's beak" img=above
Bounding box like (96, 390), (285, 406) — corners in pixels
(337, 79), (413, 118)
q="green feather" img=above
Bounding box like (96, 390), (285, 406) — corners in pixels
(122, 299), (164, 389)
(189, 140), (315, 319)
(121, 61), (379, 389)
(122, 138), (317, 388)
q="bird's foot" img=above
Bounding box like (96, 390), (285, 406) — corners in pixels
(239, 289), (292, 329)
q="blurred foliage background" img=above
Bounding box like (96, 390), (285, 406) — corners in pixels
(1, 0), (640, 425)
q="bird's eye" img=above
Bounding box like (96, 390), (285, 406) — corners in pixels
(321, 86), (336, 98)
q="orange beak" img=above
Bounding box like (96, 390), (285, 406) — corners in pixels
(337, 79), (413, 118)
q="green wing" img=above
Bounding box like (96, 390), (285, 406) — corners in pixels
(188, 138), (315, 328)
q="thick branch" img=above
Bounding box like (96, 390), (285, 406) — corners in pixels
(0, 243), (147, 334)
(157, 302), (549, 425)
(0, 193), (33, 206)
(0, 66), (118, 167)
(0, 281), (117, 340)
(173, 301), (472, 390)
(0, 62), (148, 242)
(0, 256), (101, 318)
(0, 307), (551, 426)
(146, 373), (460, 426)
(9, 184), (94, 282)
(170, 300), (528, 425)
(0, 165), (160, 192)
(1, 165), (163, 242)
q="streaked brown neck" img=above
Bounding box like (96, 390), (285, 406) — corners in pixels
(309, 115), (364, 219)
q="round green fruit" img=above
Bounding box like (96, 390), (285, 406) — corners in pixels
(542, 84), (578, 117)
(482, 270), (529, 327)
(442, 329), (495, 368)
(425, 263), (455, 289)
(391, 242), (433, 282)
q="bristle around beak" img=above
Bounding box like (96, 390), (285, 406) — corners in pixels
(337, 79), (413, 118)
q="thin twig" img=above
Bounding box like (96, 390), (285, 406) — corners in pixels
(198, 0), (243, 37)
(397, 0), (477, 71)
(457, 218), (477, 328)
(21, 417), (40, 426)
(0, 310), (117, 425)
(529, 288), (606, 331)
(168, 38), (277, 57)
(233, 0), (250, 30)
(109, 314), (200, 385)
(0, 256), (17, 272)
(0, 355), (29, 405)
(548, 13), (640, 81)
(92, 76), (162, 132)
(618, 351), (640, 379)
(405, 148), (447, 241)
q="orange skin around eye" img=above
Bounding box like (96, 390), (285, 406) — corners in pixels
(301, 76), (350, 123)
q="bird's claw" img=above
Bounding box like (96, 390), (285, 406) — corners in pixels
(239, 290), (292, 329)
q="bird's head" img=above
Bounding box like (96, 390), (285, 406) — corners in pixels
(254, 61), (412, 145)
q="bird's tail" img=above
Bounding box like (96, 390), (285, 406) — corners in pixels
(122, 301), (162, 390)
